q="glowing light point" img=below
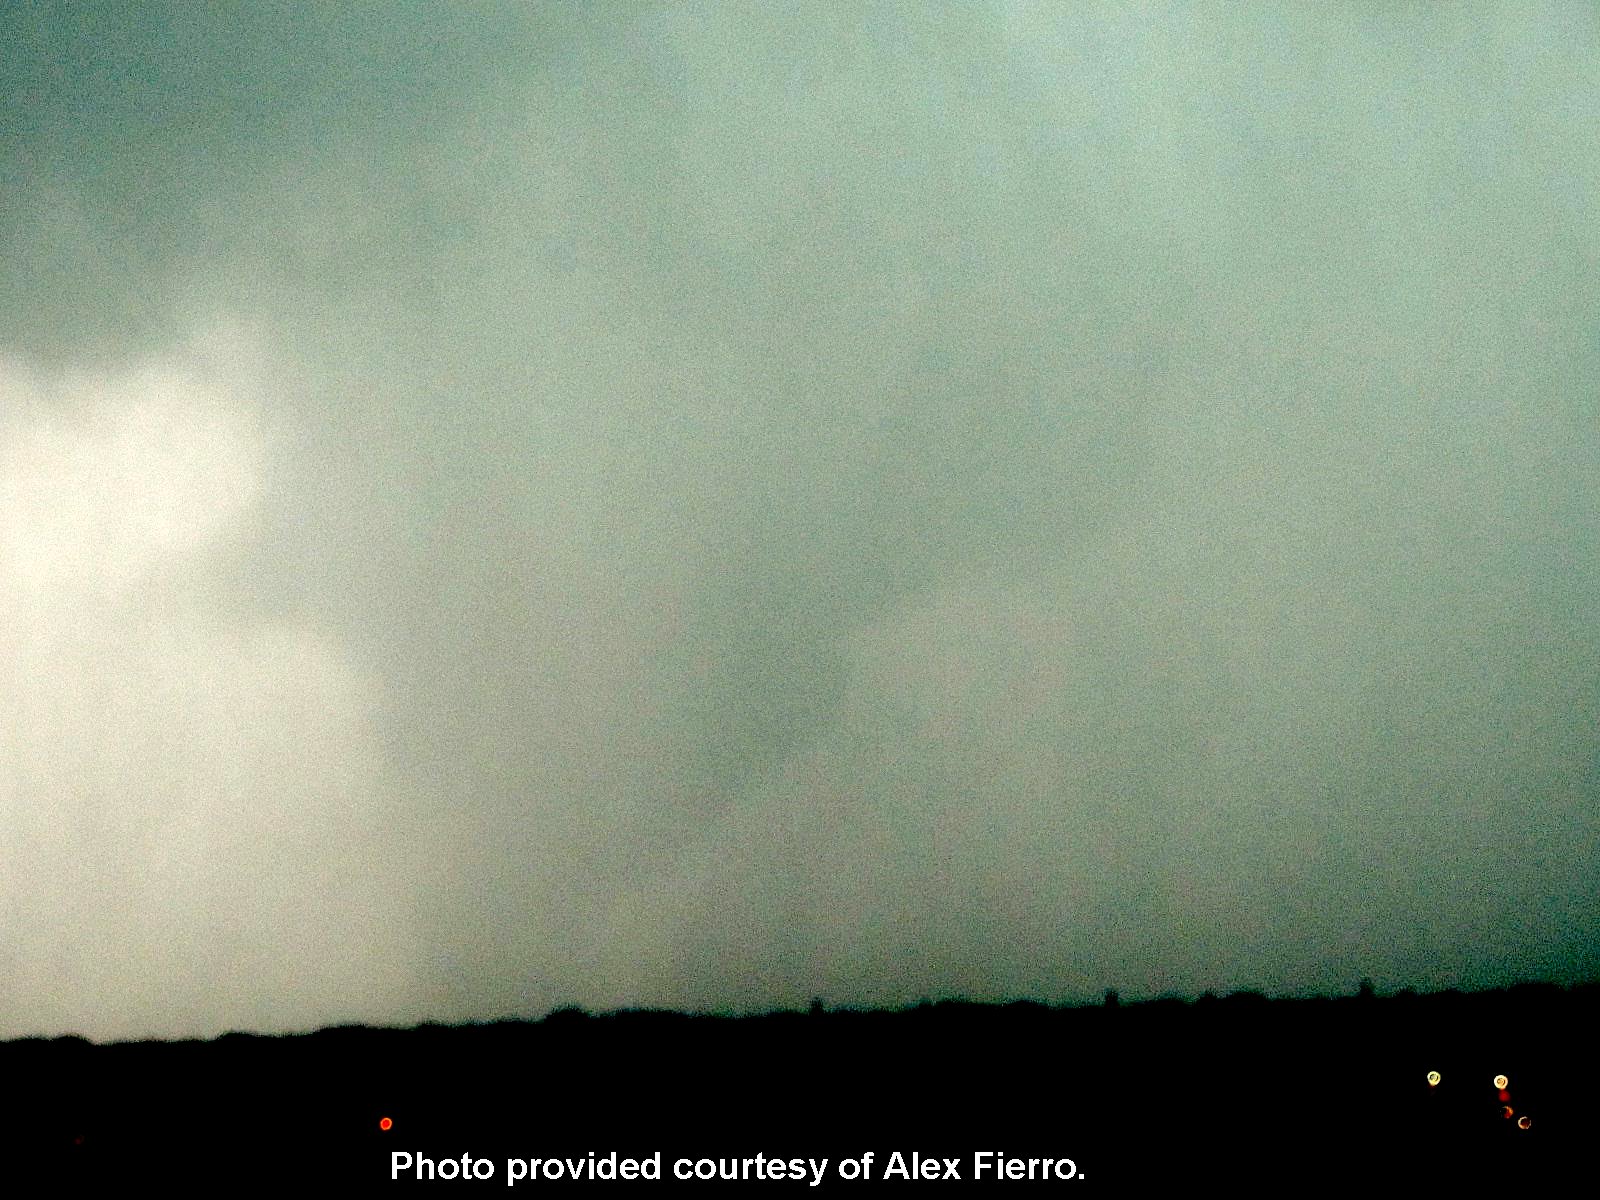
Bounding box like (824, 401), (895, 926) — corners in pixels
(1498, 1088), (1510, 1102)
(1426, 1070), (1441, 1087)
(1501, 1106), (1514, 1119)
(1493, 1074), (1509, 1090)
(1517, 1116), (1532, 1130)
(379, 1117), (393, 1132)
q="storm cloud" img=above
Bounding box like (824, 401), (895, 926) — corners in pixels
(2, 2), (1598, 1040)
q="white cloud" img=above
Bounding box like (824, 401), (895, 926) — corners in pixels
(0, 330), (416, 1041)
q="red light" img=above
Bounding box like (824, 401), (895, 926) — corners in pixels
(1498, 1089), (1510, 1102)
(379, 1117), (393, 1131)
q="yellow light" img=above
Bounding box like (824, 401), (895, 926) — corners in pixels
(1493, 1074), (1509, 1089)
(1426, 1070), (1441, 1087)
(1517, 1116), (1531, 1130)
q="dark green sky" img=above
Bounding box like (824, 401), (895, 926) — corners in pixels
(3, 2), (1597, 1041)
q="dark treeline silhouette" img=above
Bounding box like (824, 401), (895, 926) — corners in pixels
(3, 983), (1594, 1190)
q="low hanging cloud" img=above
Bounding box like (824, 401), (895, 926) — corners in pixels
(0, 331), (418, 1041)
(3, 4), (1599, 1038)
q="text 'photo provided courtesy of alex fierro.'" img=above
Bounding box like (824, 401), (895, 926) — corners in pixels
(4, 0), (1600, 1193)
(388, 1152), (1079, 1187)
(335, 1006), (1108, 1189)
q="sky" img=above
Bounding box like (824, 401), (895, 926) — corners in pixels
(2, 2), (1598, 1042)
